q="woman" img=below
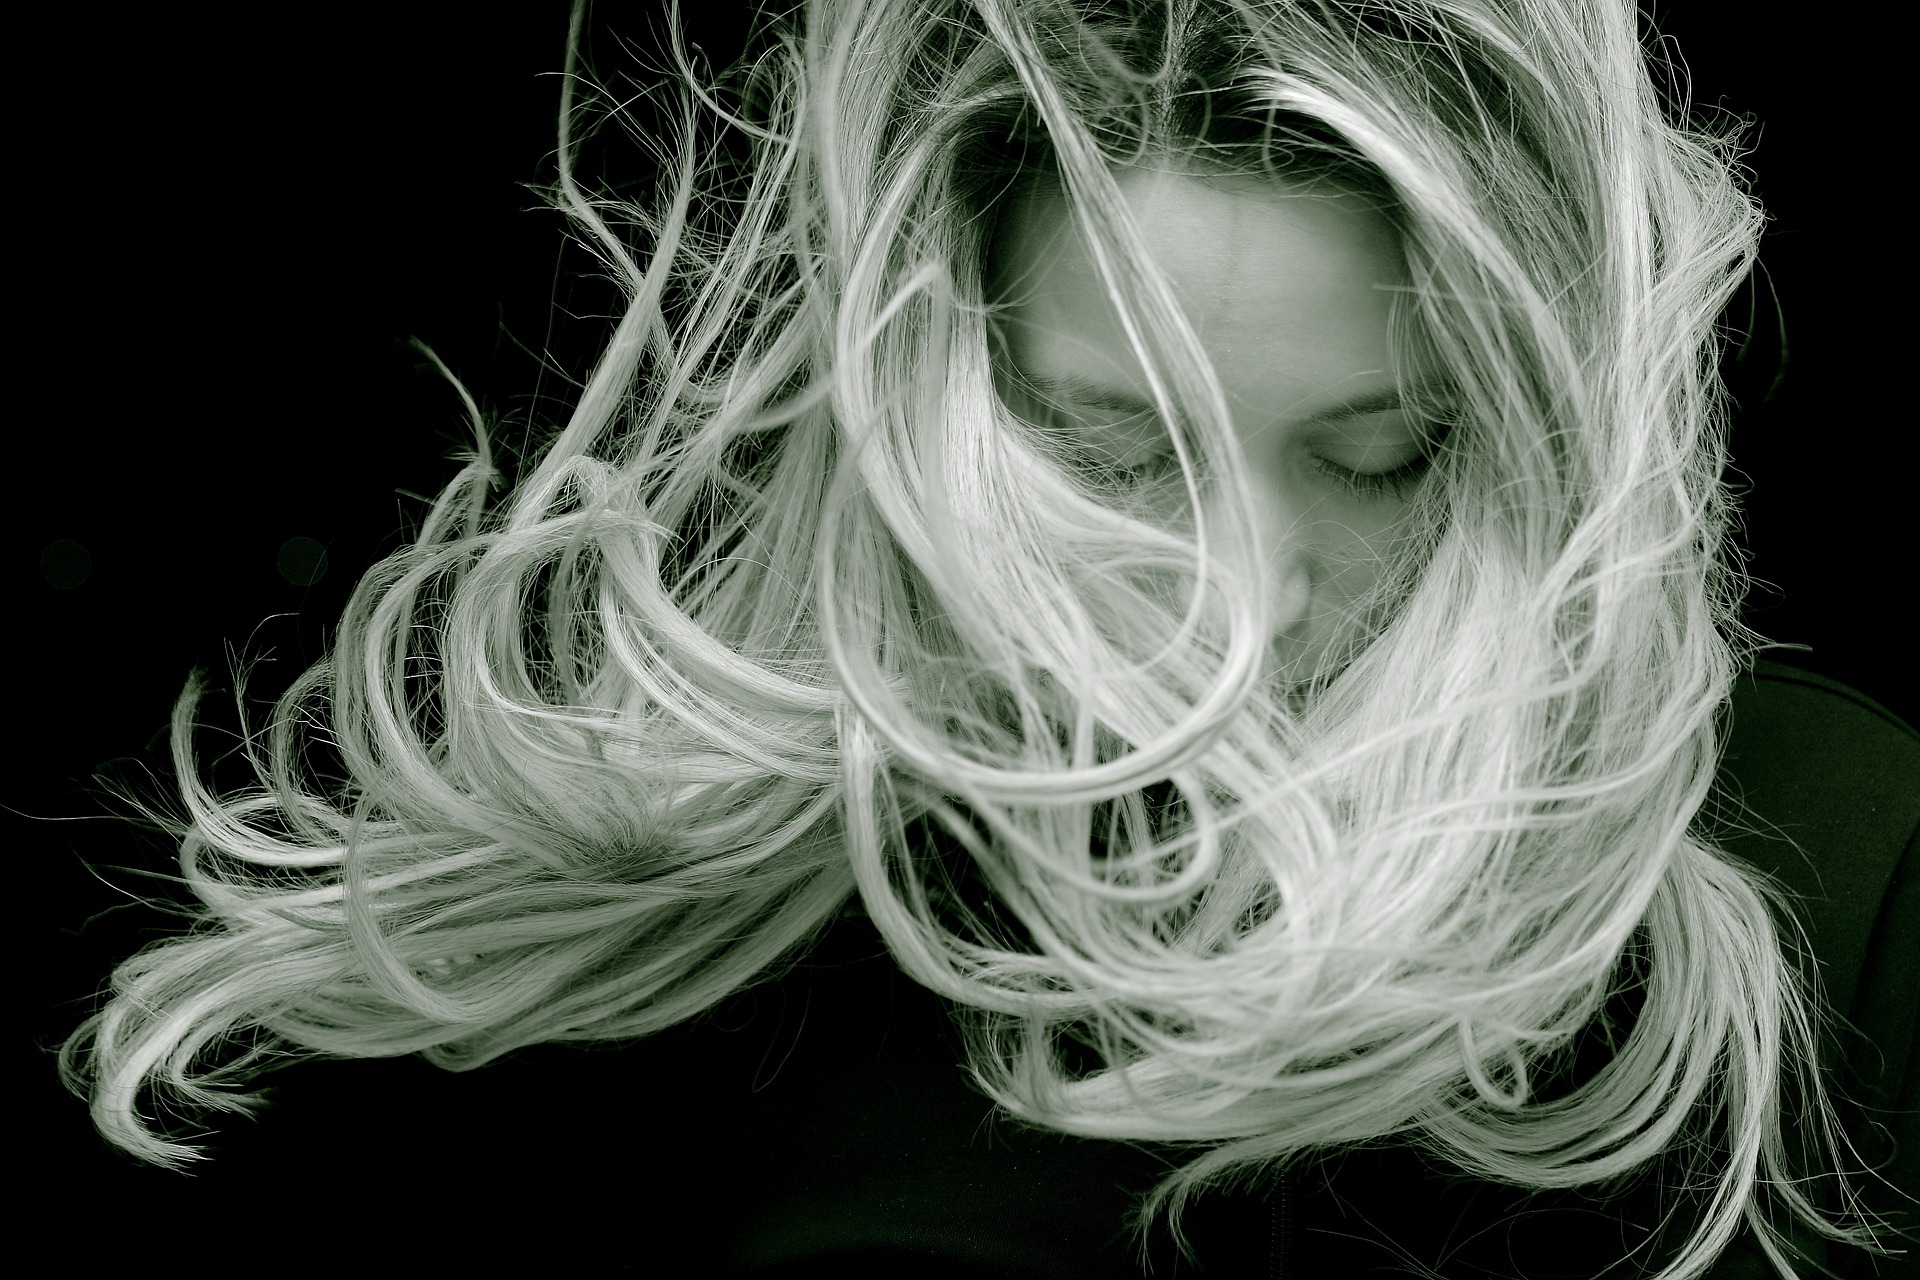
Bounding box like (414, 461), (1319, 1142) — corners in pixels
(56, 1), (1910, 1275)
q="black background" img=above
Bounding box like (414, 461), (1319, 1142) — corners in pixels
(17, 0), (1910, 1247)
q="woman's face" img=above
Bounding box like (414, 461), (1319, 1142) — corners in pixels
(990, 162), (1437, 685)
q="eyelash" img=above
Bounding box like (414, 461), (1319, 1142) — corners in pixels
(1112, 452), (1183, 485)
(1105, 448), (1435, 501)
(1310, 451), (1436, 501)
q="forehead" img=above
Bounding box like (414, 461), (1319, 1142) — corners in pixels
(990, 164), (1409, 411)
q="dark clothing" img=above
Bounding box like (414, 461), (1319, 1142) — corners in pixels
(63, 662), (1916, 1277)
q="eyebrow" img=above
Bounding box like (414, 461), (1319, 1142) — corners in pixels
(1024, 372), (1411, 426)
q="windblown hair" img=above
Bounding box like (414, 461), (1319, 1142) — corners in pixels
(63, 1), (1896, 1275)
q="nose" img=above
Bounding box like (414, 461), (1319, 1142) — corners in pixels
(1197, 480), (1318, 680)
(1270, 550), (1313, 637)
(1253, 544), (1318, 696)
(1234, 479), (1316, 639)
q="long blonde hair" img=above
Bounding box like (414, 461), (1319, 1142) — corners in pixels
(62, 2), (1896, 1274)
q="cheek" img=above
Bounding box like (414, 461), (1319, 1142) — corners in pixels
(1188, 474), (1413, 585)
(1299, 501), (1409, 585)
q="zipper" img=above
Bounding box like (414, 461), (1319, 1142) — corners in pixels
(1270, 1168), (1294, 1280)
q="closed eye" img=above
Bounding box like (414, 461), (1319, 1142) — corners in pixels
(1084, 439), (1438, 500)
(1311, 451), (1433, 501)
(1312, 418), (1452, 501)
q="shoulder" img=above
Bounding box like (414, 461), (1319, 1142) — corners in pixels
(1709, 658), (1916, 1258)
(1710, 658), (1917, 1022)
(1718, 657), (1919, 836)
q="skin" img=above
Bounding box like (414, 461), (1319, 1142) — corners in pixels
(988, 162), (1438, 686)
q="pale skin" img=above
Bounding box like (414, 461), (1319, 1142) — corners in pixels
(989, 162), (1439, 685)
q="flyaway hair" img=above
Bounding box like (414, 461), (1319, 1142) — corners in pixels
(61, 3), (1901, 1276)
